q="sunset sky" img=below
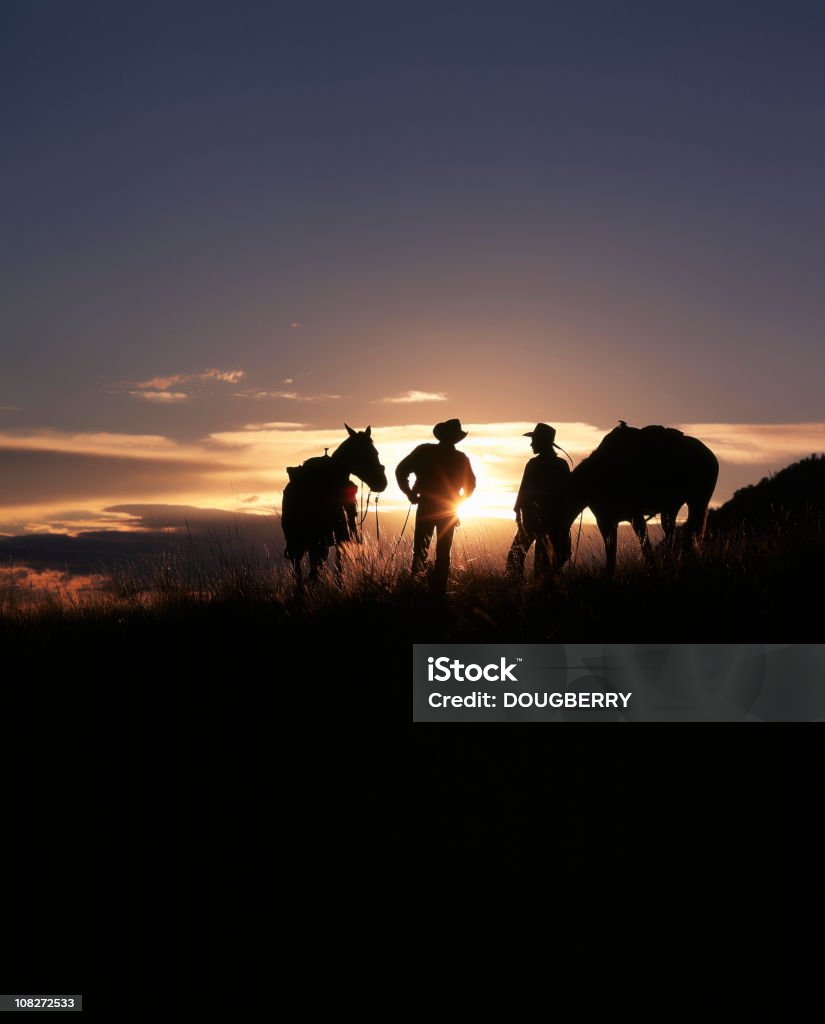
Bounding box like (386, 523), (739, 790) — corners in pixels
(2, 3), (824, 540)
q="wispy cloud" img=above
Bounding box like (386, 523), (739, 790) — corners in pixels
(678, 423), (825, 464)
(0, 429), (203, 460)
(133, 368), (246, 390)
(200, 368), (246, 384)
(233, 389), (341, 402)
(133, 375), (189, 390)
(0, 404), (19, 412)
(376, 390), (448, 404)
(114, 367), (247, 401)
(242, 421), (307, 430)
(129, 390), (189, 402)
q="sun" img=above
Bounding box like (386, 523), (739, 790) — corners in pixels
(456, 490), (514, 521)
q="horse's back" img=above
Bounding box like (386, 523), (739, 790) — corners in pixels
(586, 424), (718, 519)
(281, 458), (355, 552)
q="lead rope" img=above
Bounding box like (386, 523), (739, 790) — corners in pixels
(555, 443), (584, 567)
(388, 502), (413, 563)
(358, 490), (372, 528)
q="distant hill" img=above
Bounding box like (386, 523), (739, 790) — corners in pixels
(709, 454), (825, 533)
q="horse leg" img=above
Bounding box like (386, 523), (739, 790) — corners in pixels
(550, 527), (572, 573)
(332, 514), (355, 587)
(683, 501), (709, 553)
(598, 520), (618, 577)
(285, 541), (306, 585)
(632, 515), (654, 565)
(308, 542), (328, 581)
(333, 537), (354, 587)
(660, 510), (677, 548)
(533, 533), (549, 579)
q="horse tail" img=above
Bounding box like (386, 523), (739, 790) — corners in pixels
(685, 443), (720, 543)
(281, 480), (298, 557)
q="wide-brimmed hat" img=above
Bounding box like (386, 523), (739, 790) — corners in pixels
(523, 422), (561, 448)
(433, 418), (468, 443)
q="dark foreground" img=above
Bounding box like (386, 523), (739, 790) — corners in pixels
(3, 532), (822, 1014)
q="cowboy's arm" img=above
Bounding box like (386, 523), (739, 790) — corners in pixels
(514, 460), (538, 514)
(395, 450), (419, 501)
(513, 464), (530, 514)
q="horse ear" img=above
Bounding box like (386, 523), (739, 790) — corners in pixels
(365, 425), (371, 438)
(344, 423), (357, 438)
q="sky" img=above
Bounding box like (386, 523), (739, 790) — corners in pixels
(2, 1), (824, 544)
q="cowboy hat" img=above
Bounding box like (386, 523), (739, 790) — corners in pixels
(523, 423), (561, 448)
(433, 418), (468, 442)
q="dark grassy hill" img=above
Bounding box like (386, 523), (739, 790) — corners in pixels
(709, 454), (825, 533)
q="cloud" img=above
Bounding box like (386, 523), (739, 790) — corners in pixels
(119, 368), (247, 400)
(242, 422), (307, 430)
(290, 322), (302, 328)
(232, 389), (341, 402)
(129, 390), (189, 402)
(376, 390), (448, 404)
(0, 430), (190, 458)
(133, 375), (189, 390)
(133, 368), (246, 390)
(677, 423), (825, 465)
(0, 448), (238, 510)
(0, 404), (18, 412)
(200, 368), (245, 383)
(0, 430), (246, 534)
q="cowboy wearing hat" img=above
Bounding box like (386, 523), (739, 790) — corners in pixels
(395, 419), (476, 589)
(506, 423), (571, 579)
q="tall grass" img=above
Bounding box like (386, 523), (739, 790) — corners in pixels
(1, 514), (822, 639)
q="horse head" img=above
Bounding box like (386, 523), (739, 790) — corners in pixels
(337, 424), (388, 492)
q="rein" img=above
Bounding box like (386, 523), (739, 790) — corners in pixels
(356, 481), (380, 542)
(358, 481), (372, 529)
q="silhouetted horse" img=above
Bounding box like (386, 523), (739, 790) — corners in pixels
(566, 422), (719, 576)
(281, 424), (388, 581)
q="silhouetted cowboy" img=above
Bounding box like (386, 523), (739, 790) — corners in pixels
(395, 419), (476, 589)
(506, 423), (571, 579)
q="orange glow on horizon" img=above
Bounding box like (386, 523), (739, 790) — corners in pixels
(1, 421), (824, 536)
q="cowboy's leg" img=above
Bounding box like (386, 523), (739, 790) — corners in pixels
(506, 522), (532, 576)
(432, 515), (457, 589)
(412, 511), (434, 575)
